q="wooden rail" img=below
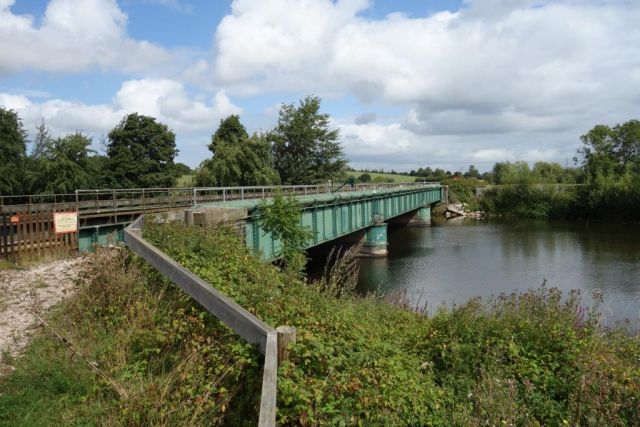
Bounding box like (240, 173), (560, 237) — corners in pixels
(123, 213), (289, 426)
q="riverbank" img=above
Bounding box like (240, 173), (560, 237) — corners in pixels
(2, 222), (638, 425)
(477, 179), (640, 222)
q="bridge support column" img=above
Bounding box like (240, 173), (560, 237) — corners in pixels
(407, 206), (431, 227)
(359, 222), (388, 257)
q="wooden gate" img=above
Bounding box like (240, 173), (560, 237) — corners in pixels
(0, 205), (79, 262)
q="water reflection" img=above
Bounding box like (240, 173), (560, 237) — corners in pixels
(347, 218), (640, 323)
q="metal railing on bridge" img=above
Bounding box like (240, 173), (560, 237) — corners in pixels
(0, 182), (439, 215)
(0, 182), (440, 261)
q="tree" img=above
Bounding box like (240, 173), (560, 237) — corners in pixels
(258, 192), (315, 274)
(208, 115), (248, 155)
(579, 120), (640, 177)
(269, 96), (347, 184)
(194, 134), (280, 187)
(25, 132), (97, 194)
(359, 173), (371, 183)
(464, 165), (481, 179)
(106, 114), (179, 188)
(0, 107), (28, 195)
(31, 118), (51, 159)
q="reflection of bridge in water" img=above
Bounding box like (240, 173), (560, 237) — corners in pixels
(0, 182), (444, 258)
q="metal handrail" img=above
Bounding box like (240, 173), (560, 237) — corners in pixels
(1, 182), (439, 213)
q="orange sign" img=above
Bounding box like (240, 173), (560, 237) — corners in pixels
(10, 216), (19, 223)
(53, 212), (78, 234)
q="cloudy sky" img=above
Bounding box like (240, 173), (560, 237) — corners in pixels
(1, 0), (639, 172)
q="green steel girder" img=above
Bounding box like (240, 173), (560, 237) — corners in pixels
(209, 186), (443, 260)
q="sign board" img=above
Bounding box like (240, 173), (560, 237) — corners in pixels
(10, 216), (19, 223)
(54, 212), (78, 234)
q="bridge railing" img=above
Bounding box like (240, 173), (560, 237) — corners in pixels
(0, 182), (439, 215)
(124, 212), (292, 427)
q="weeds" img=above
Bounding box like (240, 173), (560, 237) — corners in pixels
(312, 244), (360, 299)
(1, 222), (639, 425)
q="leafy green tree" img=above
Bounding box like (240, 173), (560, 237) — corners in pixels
(106, 113), (179, 188)
(464, 165), (481, 179)
(258, 192), (314, 274)
(194, 134), (280, 187)
(492, 161), (533, 184)
(0, 107), (28, 195)
(579, 120), (640, 177)
(207, 114), (248, 155)
(270, 96), (347, 184)
(25, 132), (97, 194)
(359, 173), (371, 183)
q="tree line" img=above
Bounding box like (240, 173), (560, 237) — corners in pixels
(0, 95), (346, 196)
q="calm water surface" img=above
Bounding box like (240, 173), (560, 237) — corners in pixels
(313, 218), (640, 324)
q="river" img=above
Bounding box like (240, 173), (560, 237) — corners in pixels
(309, 218), (640, 326)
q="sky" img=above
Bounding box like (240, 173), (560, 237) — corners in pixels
(0, 0), (639, 173)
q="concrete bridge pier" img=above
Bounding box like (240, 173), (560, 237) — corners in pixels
(386, 204), (433, 227)
(407, 205), (431, 227)
(359, 220), (388, 257)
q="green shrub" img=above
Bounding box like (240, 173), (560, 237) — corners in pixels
(2, 223), (638, 425)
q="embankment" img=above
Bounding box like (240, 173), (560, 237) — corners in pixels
(1, 222), (639, 426)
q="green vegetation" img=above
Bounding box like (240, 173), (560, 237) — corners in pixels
(270, 96), (347, 185)
(106, 113), (180, 189)
(475, 120), (640, 222)
(0, 107), (28, 196)
(1, 95), (349, 196)
(347, 171), (416, 183)
(195, 97), (349, 188)
(194, 115), (280, 187)
(257, 192), (314, 272)
(194, 133), (280, 187)
(2, 222), (639, 425)
(25, 131), (102, 194)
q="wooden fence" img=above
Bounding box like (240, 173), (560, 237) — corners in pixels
(0, 205), (78, 261)
(124, 213), (292, 426)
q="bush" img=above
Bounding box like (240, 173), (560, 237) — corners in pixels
(2, 223), (639, 425)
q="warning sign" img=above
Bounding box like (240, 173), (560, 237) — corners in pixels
(10, 216), (18, 223)
(54, 212), (78, 234)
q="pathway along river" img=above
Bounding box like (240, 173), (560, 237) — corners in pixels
(308, 218), (640, 326)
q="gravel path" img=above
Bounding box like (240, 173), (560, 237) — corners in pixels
(0, 257), (86, 375)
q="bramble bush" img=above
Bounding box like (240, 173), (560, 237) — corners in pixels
(1, 222), (639, 426)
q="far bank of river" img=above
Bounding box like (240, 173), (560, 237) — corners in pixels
(309, 217), (640, 325)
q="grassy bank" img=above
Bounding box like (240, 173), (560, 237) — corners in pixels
(479, 178), (640, 222)
(346, 171), (416, 183)
(1, 223), (639, 425)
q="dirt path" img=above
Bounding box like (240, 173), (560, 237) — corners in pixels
(0, 257), (86, 374)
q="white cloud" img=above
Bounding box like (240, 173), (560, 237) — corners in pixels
(0, 79), (242, 165)
(211, 0), (640, 168)
(0, 0), (170, 75)
(470, 149), (515, 162)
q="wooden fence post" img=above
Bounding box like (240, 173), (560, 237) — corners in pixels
(276, 326), (296, 365)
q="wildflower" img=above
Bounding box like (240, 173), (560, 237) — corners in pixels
(563, 420), (568, 425)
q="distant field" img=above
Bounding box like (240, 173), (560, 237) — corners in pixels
(347, 171), (416, 183)
(176, 172), (418, 187)
(176, 174), (193, 187)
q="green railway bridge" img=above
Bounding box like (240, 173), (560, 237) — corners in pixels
(188, 183), (444, 258)
(1, 182), (444, 260)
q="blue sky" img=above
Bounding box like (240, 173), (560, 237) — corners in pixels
(1, 0), (639, 173)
